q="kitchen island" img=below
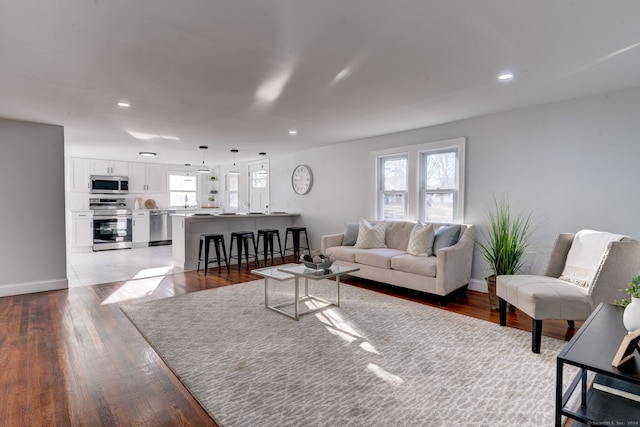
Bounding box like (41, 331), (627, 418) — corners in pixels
(171, 212), (301, 271)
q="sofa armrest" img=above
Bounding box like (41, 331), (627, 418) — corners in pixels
(436, 225), (475, 295)
(321, 233), (344, 254)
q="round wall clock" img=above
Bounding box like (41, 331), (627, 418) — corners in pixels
(292, 164), (313, 195)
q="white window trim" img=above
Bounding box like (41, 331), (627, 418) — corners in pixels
(371, 137), (466, 223)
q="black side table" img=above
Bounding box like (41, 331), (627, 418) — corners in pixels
(556, 303), (640, 426)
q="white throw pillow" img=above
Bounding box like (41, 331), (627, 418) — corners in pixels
(407, 222), (434, 257)
(354, 218), (387, 249)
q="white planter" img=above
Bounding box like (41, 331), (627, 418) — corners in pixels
(623, 296), (640, 333)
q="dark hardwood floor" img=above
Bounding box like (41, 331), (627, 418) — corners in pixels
(0, 257), (581, 426)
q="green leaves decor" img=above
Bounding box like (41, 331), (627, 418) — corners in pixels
(476, 195), (534, 277)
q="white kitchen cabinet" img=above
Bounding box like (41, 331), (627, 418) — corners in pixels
(71, 211), (93, 248)
(68, 157), (92, 192)
(132, 210), (150, 246)
(91, 159), (129, 176)
(145, 163), (166, 193)
(129, 162), (166, 193)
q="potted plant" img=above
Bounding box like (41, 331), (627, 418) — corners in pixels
(617, 275), (640, 333)
(475, 195), (534, 309)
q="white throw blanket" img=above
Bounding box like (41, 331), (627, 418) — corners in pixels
(559, 229), (627, 288)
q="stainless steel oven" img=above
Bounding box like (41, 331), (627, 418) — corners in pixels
(90, 198), (132, 251)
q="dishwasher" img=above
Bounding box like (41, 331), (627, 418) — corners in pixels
(149, 210), (174, 246)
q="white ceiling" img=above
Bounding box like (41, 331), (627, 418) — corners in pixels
(2, 1), (640, 166)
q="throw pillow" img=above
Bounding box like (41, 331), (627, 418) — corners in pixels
(407, 222), (435, 257)
(432, 224), (462, 253)
(354, 218), (387, 249)
(342, 222), (359, 246)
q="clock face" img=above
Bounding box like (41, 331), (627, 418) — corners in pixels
(292, 165), (313, 195)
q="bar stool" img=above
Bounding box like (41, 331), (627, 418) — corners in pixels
(229, 231), (259, 271)
(284, 227), (311, 261)
(197, 233), (229, 275)
(256, 229), (285, 266)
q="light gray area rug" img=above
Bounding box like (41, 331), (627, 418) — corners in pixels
(122, 279), (575, 426)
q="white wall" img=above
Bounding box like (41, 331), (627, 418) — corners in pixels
(0, 118), (67, 296)
(268, 86), (640, 287)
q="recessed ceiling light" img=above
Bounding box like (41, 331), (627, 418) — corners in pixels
(497, 72), (514, 81)
(139, 152), (156, 157)
(117, 101), (131, 108)
(289, 129), (297, 135)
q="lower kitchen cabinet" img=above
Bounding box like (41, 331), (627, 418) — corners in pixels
(72, 211), (93, 248)
(132, 210), (150, 247)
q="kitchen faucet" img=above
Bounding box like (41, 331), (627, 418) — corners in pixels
(184, 195), (188, 209)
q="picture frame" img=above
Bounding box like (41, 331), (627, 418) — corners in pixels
(612, 328), (640, 368)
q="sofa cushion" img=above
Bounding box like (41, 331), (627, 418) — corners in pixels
(342, 222), (359, 246)
(407, 222), (434, 257)
(325, 245), (360, 263)
(391, 254), (437, 277)
(355, 218), (387, 249)
(433, 224), (461, 253)
(355, 248), (406, 269)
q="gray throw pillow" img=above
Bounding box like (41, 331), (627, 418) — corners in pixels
(432, 224), (462, 253)
(342, 222), (359, 246)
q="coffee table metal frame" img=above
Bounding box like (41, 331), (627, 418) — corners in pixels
(556, 303), (640, 426)
(252, 263), (359, 320)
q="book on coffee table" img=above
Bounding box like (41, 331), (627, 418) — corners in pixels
(593, 373), (640, 404)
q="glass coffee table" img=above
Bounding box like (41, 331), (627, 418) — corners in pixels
(252, 263), (359, 320)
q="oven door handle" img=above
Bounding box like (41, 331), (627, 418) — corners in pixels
(93, 215), (132, 220)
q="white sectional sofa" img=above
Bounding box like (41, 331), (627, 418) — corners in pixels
(321, 220), (475, 304)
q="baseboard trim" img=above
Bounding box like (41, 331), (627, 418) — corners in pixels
(0, 278), (68, 297)
(469, 278), (487, 293)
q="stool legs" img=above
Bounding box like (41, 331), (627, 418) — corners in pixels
(230, 233), (258, 271)
(197, 238), (204, 273)
(285, 228), (310, 261)
(198, 235), (229, 275)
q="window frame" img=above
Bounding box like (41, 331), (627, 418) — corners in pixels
(372, 137), (466, 223)
(226, 173), (239, 209)
(377, 153), (409, 220)
(167, 171), (198, 208)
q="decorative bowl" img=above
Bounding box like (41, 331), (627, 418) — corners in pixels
(303, 259), (334, 270)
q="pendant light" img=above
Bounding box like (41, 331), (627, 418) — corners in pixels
(197, 146), (210, 174)
(229, 149), (240, 175)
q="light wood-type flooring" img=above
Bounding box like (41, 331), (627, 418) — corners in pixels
(0, 255), (581, 426)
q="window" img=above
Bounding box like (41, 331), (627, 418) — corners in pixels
(168, 172), (197, 207)
(252, 169), (267, 188)
(373, 138), (465, 223)
(378, 155), (408, 219)
(226, 174), (239, 209)
(420, 149), (459, 223)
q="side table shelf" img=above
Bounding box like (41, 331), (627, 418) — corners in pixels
(556, 303), (640, 426)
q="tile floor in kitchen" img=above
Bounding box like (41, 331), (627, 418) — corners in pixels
(67, 245), (175, 287)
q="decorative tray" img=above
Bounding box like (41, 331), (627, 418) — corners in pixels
(303, 260), (334, 270)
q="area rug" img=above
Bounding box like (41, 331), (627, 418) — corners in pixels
(122, 279), (575, 426)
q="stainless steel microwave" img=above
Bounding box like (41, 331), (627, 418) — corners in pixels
(90, 175), (129, 194)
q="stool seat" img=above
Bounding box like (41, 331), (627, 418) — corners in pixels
(229, 231), (259, 271)
(284, 227), (311, 261)
(197, 233), (229, 275)
(257, 229), (284, 267)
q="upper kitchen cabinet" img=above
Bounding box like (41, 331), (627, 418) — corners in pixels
(91, 159), (129, 176)
(68, 157), (91, 192)
(129, 162), (167, 193)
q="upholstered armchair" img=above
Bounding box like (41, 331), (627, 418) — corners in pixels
(497, 232), (640, 353)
